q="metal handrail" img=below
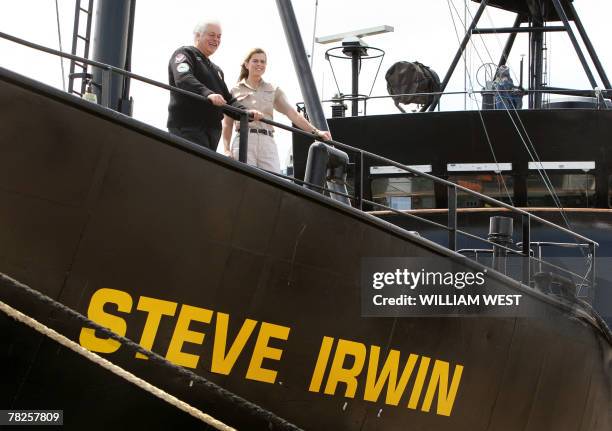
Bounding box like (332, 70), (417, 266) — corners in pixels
(459, 247), (592, 286)
(301, 86), (611, 115)
(271, 172), (595, 293)
(318, 88), (612, 103)
(518, 241), (591, 249)
(0, 30), (599, 297)
(329, 140), (597, 246)
(297, 88), (611, 116)
(0, 33), (597, 241)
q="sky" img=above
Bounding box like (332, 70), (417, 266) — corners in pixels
(1, 0), (610, 168)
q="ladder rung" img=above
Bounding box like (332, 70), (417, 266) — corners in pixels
(72, 0), (93, 74)
(71, 90), (83, 96)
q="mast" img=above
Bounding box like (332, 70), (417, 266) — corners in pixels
(275, 0), (329, 131)
(91, 0), (136, 115)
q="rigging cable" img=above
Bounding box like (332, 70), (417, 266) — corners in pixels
(367, 53), (385, 97)
(454, 1), (576, 235)
(472, 34), (569, 222)
(445, 0), (514, 205)
(327, 55), (343, 96)
(459, 3), (558, 192)
(464, 0), (467, 110)
(448, 3), (592, 284)
(471, 19), (573, 229)
(54, 0), (66, 91)
(309, 0), (319, 68)
(459, 3), (593, 281)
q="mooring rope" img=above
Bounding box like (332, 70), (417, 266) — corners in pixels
(0, 298), (236, 431)
(0, 272), (303, 431)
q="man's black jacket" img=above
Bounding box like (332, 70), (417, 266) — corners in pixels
(167, 46), (243, 129)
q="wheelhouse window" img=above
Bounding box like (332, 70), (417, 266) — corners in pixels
(370, 165), (435, 210)
(527, 173), (596, 207)
(370, 176), (435, 211)
(448, 174), (514, 207)
(447, 163), (514, 208)
(527, 161), (595, 207)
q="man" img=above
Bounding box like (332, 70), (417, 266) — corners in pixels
(167, 20), (262, 150)
(492, 65), (524, 110)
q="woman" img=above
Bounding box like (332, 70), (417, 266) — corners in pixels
(222, 48), (331, 173)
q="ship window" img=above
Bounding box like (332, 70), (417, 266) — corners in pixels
(448, 174), (514, 208)
(371, 176), (435, 210)
(527, 173), (595, 207)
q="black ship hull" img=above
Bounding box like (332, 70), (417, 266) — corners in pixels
(1, 68), (611, 430)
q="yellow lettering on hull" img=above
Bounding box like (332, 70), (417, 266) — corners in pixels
(79, 288), (132, 353)
(79, 288), (464, 418)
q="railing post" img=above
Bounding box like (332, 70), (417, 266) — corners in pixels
(588, 242), (596, 304)
(238, 112), (249, 163)
(304, 143), (351, 205)
(351, 53), (359, 116)
(354, 151), (364, 210)
(100, 67), (111, 108)
(489, 216), (513, 275)
(448, 186), (457, 251)
(522, 214), (531, 285)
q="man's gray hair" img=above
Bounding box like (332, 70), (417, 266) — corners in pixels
(193, 20), (221, 36)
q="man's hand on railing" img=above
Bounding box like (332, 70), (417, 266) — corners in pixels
(248, 110), (264, 121)
(207, 93), (226, 106)
(316, 130), (332, 141)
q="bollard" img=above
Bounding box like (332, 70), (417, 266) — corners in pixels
(304, 142), (351, 206)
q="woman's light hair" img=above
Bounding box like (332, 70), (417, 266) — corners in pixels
(193, 20), (221, 37)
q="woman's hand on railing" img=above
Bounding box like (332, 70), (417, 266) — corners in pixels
(224, 148), (234, 159)
(247, 109), (264, 121)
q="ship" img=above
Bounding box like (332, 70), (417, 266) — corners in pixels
(292, 0), (612, 327)
(0, 0), (611, 430)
